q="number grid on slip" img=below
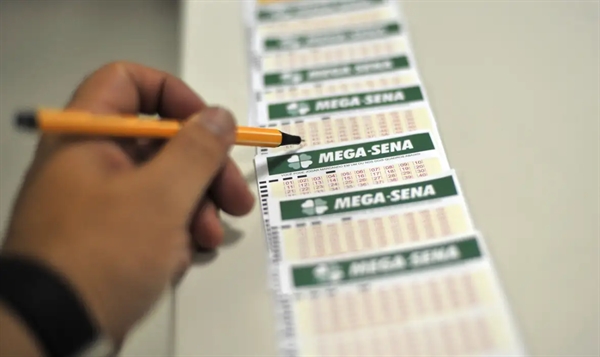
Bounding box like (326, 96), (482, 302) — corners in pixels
(277, 201), (474, 262)
(263, 37), (408, 73)
(260, 171), (466, 260)
(259, 173), (473, 264)
(256, 105), (438, 155)
(243, 0), (527, 356)
(256, 3), (398, 38)
(263, 155), (447, 200)
(280, 265), (521, 356)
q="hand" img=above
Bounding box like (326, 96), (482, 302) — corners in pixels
(1, 62), (255, 346)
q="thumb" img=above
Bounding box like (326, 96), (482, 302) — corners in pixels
(142, 107), (236, 215)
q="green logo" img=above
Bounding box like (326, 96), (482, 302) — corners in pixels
(300, 198), (328, 215)
(287, 154), (313, 170)
(286, 102), (310, 116)
(280, 73), (303, 85)
(312, 263), (344, 283)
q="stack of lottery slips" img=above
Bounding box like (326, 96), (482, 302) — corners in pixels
(243, 1), (526, 356)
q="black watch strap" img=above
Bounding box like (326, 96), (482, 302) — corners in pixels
(0, 255), (101, 357)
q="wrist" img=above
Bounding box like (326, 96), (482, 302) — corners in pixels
(0, 254), (115, 357)
(0, 301), (43, 357)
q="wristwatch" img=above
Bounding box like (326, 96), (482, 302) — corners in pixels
(0, 255), (114, 357)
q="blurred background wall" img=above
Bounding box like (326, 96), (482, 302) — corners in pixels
(0, 1), (180, 355)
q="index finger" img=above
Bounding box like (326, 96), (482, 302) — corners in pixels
(67, 61), (206, 118)
(33, 61), (207, 162)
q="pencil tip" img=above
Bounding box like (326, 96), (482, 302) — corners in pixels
(281, 132), (302, 146)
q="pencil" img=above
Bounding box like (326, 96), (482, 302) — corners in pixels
(14, 109), (302, 148)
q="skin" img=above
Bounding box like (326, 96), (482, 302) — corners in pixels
(0, 61), (255, 356)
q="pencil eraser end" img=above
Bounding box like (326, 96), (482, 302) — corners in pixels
(15, 111), (37, 130)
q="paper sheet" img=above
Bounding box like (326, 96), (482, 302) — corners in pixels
(243, 1), (526, 356)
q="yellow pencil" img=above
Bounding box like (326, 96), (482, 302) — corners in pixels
(14, 109), (302, 148)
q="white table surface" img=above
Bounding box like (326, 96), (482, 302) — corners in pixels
(176, 1), (599, 356)
(0, 1), (597, 356)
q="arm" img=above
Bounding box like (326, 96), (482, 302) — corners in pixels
(0, 61), (254, 355)
(0, 302), (42, 357)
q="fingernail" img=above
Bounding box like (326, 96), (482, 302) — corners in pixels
(195, 107), (235, 138)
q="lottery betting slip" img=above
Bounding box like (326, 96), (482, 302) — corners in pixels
(244, 1), (525, 356)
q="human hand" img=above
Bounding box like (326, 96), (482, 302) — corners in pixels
(1, 62), (255, 346)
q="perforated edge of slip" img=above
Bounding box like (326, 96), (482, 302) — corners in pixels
(257, 179), (283, 262)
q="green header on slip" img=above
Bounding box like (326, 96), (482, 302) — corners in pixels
(264, 23), (400, 51)
(268, 86), (423, 120)
(267, 132), (435, 175)
(258, 0), (385, 22)
(264, 56), (410, 87)
(292, 237), (482, 288)
(279, 175), (458, 220)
